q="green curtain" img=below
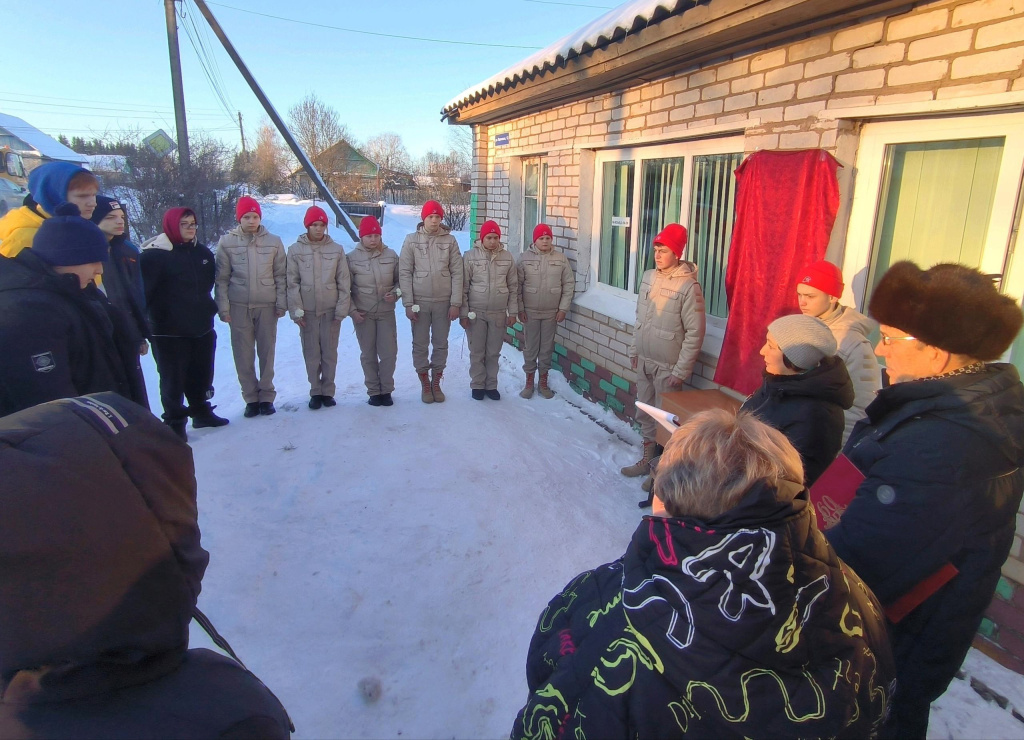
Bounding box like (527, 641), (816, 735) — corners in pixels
(635, 157), (685, 292)
(688, 153), (742, 317)
(599, 161), (634, 290)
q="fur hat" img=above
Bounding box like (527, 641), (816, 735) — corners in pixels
(869, 261), (1023, 361)
(303, 206), (328, 228)
(421, 200), (444, 220)
(479, 220), (501, 240)
(797, 260), (844, 298)
(767, 314), (837, 371)
(358, 215), (382, 238)
(654, 223), (688, 259)
(235, 195), (261, 222)
(32, 203), (110, 266)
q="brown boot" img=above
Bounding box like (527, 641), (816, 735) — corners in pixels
(418, 371), (434, 404)
(538, 371), (554, 399)
(520, 372), (535, 399)
(431, 369), (446, 403)
(621, 439), (658, 477)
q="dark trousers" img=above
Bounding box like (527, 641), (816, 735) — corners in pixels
(151, 331), (217, 423)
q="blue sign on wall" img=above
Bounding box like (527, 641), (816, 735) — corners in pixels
(494, 133), (510, 147)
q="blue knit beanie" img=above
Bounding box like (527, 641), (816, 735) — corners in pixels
(27, 162), (91, 215)
(32, 203), (110, 266)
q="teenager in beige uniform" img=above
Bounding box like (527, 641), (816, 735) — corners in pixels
(348, 216), (400, 407)
(517, 223), (574, 399)
(286, 206), (351, 410)
(215, 196), (287, 418)
(623, 223), (706, 479)
(459, 220), (518, 400)
(399, 200), (463, 403)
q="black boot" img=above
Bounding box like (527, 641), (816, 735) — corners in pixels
(485, 389), (501, 400)
(379, 393), (393, 407)
(309, 395), (323, 410)
(243, 402), (260, 418)
(166, 419), (188, 442)
(259, 402), (276, 416)
(191, 404), (229, 428)
(472, 389), (485, 400)
(321, 396), (337, 407)
(368, 395), (383, 407)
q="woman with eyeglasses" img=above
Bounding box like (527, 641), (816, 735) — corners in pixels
(140, 207), (228, 441)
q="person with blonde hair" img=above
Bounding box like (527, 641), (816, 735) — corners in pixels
(512, 409), (894, 740)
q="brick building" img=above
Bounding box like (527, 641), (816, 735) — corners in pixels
(441, 0), (1024, 669)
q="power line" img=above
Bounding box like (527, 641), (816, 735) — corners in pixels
(0, 90), (225, 114)
(0, 99), (229, 119)
(205, 1), (541, 49)
(178, 4), (237, 125)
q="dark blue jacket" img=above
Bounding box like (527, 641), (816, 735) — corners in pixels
(140, 235), (218, 338)
(512, 481), (895, 739)
(103, 235), (150, 345)
(827, 363), (1024, 708)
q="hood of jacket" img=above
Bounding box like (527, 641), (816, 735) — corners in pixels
(821, 304), (875, 341)
(470, 240), (506, 255)
(415, 223), (451, 236)
(865, 362), (1024, 468)
(0, 393), (209, 698)
(27, 162), (87, 215)
(295, 233), (340, 248)
(622, 479), (880, 691)
(759, 354), (855, 410)
(161, 207), (197, 245)
(141, 233), (175, 251)
(0, 204), (45, 244)
(226, 224), (270, 240)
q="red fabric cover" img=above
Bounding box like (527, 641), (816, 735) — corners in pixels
(714, 150), (841, 394)
(162, 207), (195, 245)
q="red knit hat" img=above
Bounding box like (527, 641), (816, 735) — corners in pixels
(359, 215), (382, 238)
(304, 205), (328, 228)
(479, 220), (501, 240)
(533, 223), (553, 242)
(421, 200), (444, 220)
(797, 260), (844, 298)
(236, 195), (261, 222)
(654, 223), (687, 259)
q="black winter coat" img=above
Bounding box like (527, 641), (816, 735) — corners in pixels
(827, 364), (1024, 709)
(0, 393), (292, 739)
(0, 250), (146, 418)
(741, 355), (854, 485)
(140, 234), (218, 337)
(103, 235), (150, 345)
(512, 481), (895, 739)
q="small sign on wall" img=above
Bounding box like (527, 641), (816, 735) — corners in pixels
(611, 216), (631, 228)
(494, 133), (510, 147)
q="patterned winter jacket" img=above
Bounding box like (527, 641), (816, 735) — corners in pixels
(398, 224), (463, 307)
(214, 225), (287, 316)
(516, 245), (574, 319)
(347, 244), (400, 316)
(286, 233), (351, 320)
(630, 261), (707, 380)
(511, 480), (895, 740)
(461, 241), (518, 318)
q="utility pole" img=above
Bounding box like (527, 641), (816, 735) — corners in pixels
(163, 0), (190, 174)
(238, 111), (246, 153)
(191, 0), (358, 240)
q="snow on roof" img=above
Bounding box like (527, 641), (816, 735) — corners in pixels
(0, 112), (88, 164)
(442, 0), (698, 117)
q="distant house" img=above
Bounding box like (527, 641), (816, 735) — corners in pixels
(291, 139), (379, 200)
(0, 113), (89, 172)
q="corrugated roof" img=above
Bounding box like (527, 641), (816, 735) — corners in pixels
(442, 0), (701, 118)
(0, 112), (88, 164)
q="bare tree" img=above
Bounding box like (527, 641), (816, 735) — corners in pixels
(364, 132), (414, 202)
(242, 120), (291, 195)
(288, 93), (351, 178)
(419, 148), (471, 231)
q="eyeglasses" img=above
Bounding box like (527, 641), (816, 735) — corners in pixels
(180, 222), (198, 228)
(879, 332), (917, 346)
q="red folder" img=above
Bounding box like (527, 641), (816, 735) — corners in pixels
(809, 454), (865, 530)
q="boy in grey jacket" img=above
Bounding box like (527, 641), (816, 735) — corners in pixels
(215, 196), (287, 418)
(348, 216), (400, 407)
(286, 206), (351, 410)
(516, 223), (573, 399)
(623, 223), (706, 480)
(399, 200), (463, 403)
(460, 221), (518, 400)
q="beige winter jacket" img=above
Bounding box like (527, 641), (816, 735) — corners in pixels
(286, 234), (351, 321)
(629, 261), (707, 380)
(461, 241), (518, 318)
(517, 245), (574, 319)
(214, 225), (287, 316)
(820, 303), (882, 442)
(398, 224), (463, 307)
(347, 244), (399, 315)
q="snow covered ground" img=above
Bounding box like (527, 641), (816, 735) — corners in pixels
(139, 199), (1024, 739)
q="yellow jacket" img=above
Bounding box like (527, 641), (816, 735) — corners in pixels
(0, 205), (47, 258)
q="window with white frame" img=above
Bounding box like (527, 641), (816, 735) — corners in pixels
(523, 160), (547, 250)
(591, 139), (743, 318)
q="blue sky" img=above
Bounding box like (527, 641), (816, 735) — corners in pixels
(6, 0), (614, 159)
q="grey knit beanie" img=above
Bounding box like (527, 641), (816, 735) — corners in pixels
(768, 314), (837, 371)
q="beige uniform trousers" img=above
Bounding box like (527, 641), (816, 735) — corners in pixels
(468, 312), (506, 390)
(229, 303), (279, 404)
(635, 357), (677, 441)
(411, 300), (452, 374)
(522, 317), (558, 374)
(354, 312), (398, 396)
(299, 312), (341, 397)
